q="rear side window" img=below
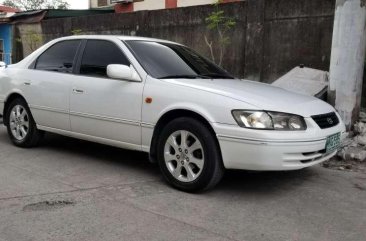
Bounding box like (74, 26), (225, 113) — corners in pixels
(35, 40), (81, 73)
(79, 40), (130, 77)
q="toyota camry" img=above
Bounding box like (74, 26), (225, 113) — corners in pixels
(0, 36), (346, 192)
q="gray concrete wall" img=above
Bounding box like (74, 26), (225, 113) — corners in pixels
(16, 23), (43, 56)
(14, 0), (336, 83)
(263, 0), (335, 82)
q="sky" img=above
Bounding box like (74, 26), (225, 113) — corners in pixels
(0, 0), (89, 9)
(66, 0), (89, 9)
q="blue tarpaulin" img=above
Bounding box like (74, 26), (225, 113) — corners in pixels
(0, 24), (12, 64)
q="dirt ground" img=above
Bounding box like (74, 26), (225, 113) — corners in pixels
(322, 156), (366, 174)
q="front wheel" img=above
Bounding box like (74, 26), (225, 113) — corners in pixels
(5, 98), (44, 147)
(157, 117), (224, 192)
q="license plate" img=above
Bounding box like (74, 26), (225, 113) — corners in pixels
(325, 133), (341, 154)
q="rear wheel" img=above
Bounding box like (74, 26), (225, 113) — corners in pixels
(5, 98), (44, 147)
(157, 117), (224, 192)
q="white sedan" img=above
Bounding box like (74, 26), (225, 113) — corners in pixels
(0, 36), (346, 192)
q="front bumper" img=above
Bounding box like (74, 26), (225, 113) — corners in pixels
(213, 116), (346, 171)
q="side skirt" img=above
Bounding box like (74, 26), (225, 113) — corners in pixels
(37, 125), (147, 153)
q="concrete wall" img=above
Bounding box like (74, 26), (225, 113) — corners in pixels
(262, 0), (335, 82)
(90, 0), (99, 8)
(178, 0), (215, 7)
(134, 0), (166, 11)
(14, 0), (336, 83)
(91, 0), (218, 9)
(14, 23), (43, 58)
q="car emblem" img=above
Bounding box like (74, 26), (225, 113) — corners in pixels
(327, 118), (333, 124)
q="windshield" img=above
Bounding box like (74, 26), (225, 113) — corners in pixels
(125, 40), (234, 79)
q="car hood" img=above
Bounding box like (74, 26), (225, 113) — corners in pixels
(165, 78), (334, 117)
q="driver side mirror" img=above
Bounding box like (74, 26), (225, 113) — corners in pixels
(107, 64), (141, 82)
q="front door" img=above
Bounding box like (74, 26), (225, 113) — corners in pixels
(70, 40), (143, 147)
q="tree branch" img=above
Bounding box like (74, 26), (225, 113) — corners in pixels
(3, 0), (68, 10)
(204, 35), (216, 64)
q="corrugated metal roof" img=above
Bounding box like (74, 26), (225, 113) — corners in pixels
(44, 9), (114, 19)
(0, 5), (20, 12)
(10, 9), (114, 24)
(10, 10), (44, 18)
(10, 10), (46, 24)
(11, 9), (114, 19)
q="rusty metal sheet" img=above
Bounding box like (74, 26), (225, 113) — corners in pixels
(10, 10), (47, 24)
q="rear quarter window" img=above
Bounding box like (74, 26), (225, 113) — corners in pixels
(35, 40), (81, 73)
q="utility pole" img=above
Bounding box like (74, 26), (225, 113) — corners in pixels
(329, 0), (366, 130)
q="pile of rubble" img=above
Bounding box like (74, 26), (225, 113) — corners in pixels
(337, 112), (366, 162)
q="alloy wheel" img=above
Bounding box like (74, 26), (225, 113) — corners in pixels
(164, 130), (205, 182)
(9, 105), (30, 141)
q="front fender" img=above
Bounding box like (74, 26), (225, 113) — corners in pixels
(142, 77), (258, 126)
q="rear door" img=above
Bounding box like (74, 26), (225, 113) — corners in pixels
(25, 40), (82, 131)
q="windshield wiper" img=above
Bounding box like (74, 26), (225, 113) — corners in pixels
(159, 74), (210, 79)
(159, 73), (234, 79)
(200, 73), (234, 79)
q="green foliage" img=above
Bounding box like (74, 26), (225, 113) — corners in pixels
(206, 10), (236, 31)
(71, 29), (83, 35)
(2, 0), (69, 10)
(204, 0), (236, 66)
(18, 31), (43, 52)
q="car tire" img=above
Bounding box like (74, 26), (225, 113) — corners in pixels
(157, 117), (224, 192)
(5, 98), (44, 148)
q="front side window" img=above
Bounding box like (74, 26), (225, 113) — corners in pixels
(125, 40), (234, 79)
(35, 40), (81, 73)
(80, 40), (130, 77)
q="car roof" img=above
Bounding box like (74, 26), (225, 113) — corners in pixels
(12, 35), (184, 68)
(54, 35), (182, 45)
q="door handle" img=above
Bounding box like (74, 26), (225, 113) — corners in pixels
(72, 88), (84, 94)
(23, 81), (31, 86)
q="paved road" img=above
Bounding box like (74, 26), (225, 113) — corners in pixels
(0, 126), (365, 241)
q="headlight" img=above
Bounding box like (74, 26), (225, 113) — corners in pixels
(231, 110), (307, 130)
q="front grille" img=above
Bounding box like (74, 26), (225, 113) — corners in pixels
(311, 112), (339, 129)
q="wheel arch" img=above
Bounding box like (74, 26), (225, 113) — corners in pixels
(149, 108), (221, 163)
(3, 92), (28, 126)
